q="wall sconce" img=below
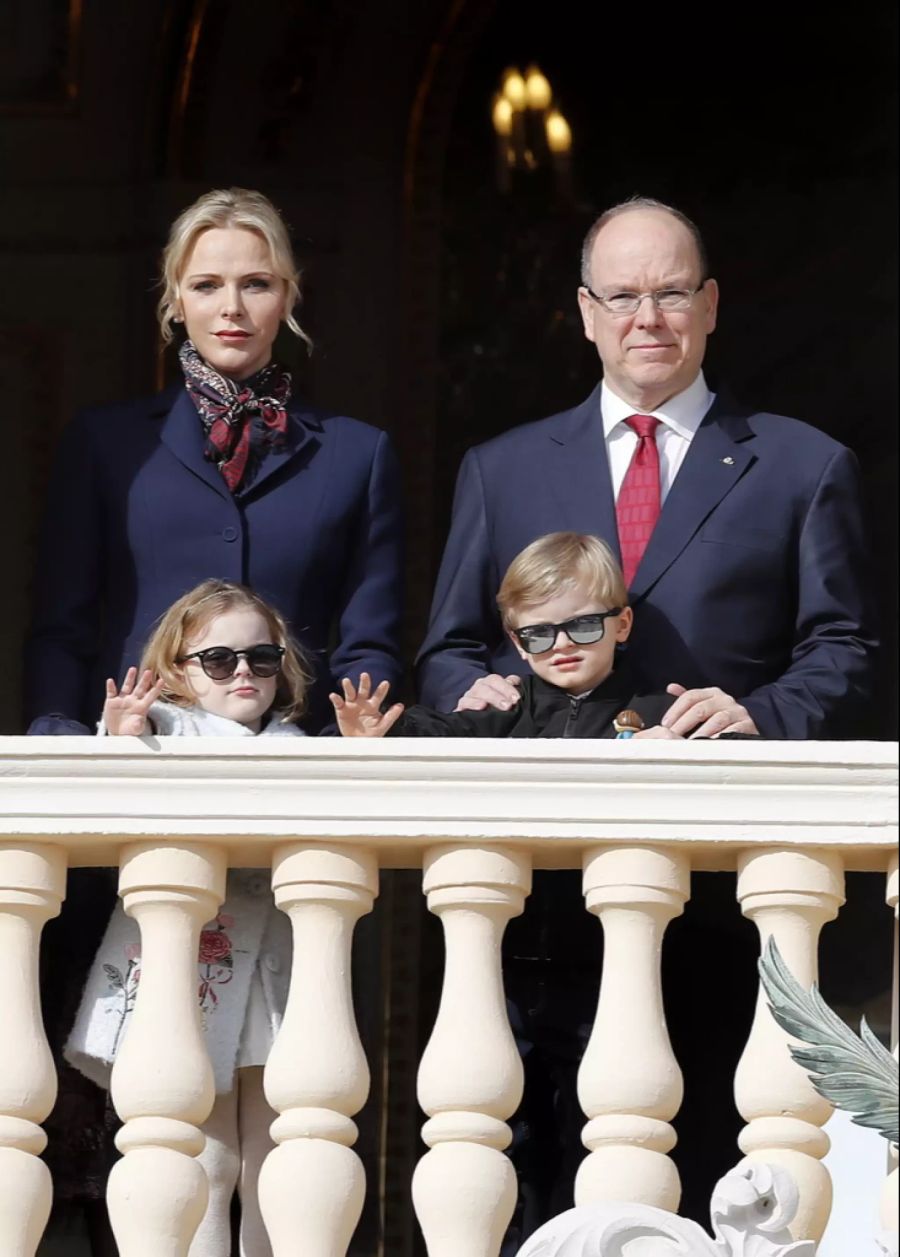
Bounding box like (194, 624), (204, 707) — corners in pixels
(491, 63), (573, 198)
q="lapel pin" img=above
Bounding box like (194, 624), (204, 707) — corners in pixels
(721, 456), (735, 465)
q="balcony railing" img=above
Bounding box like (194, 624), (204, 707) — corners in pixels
(0, 736), (896, 1256)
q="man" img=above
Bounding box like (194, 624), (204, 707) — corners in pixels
(416, 197), (876, 738)
(413, 198), (878, 1245)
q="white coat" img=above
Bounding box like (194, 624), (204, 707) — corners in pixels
(65, 701), (305, 1092)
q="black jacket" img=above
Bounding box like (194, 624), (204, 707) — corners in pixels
(391, 664), (674, 739)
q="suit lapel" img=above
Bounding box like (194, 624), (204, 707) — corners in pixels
(546, 384), (621, 561)
(628, 398), (757, 602)
(158, 390), (321, 501)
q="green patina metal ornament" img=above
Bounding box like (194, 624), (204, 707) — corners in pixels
(759, 937), (898, 1147)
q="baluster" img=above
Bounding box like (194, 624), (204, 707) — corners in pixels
(107, 842), (226, 1257)
(0, 843), (65, 1257)
(258, 843), (377, 1257)
(412, 845), (531, 1257)
(734, 846), (844, 1243)
(576, 844), (689, 1211)
(882, 850), (898, 1238)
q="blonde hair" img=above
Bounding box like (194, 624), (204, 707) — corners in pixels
(140, 579), (312, 723)
(157, 187), (311, 348)
(496, 532), (628, 627)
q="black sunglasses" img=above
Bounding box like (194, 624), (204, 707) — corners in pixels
(178, 644), (285, 680)
(512, 609), (623, 655)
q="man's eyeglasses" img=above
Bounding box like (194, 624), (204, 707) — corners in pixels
(512, 610), (623, 655)
(583, 282), (706, 316)
(178, 644), (285, 680)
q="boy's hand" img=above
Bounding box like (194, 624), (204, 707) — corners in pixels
(662, 683), (759, 737)
(330, 672), (405, 738)
(103, 668), (164, 736)
(455, 673), (521, 713)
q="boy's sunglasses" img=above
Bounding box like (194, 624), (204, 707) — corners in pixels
(512, 609), (623, 655)
(178, 644), (285, 680)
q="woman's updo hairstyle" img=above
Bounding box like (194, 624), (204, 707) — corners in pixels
(158, 187), (310, 348)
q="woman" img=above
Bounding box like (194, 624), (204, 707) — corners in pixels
(26, 186), (404, 734)
(25, 187), (405, 1254)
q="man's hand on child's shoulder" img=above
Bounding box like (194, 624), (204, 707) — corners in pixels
(455, 673), (522, 713)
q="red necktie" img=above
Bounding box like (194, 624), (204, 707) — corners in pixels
(616, 415), (661, 587)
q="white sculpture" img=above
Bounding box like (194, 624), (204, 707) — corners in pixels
(515, 1162), (816, 1256)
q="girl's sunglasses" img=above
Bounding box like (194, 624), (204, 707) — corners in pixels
(512, 609), (623, 655)
(178, 644), (285, 680)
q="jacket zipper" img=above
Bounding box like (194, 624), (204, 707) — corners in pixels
(563, 695), (583, 738)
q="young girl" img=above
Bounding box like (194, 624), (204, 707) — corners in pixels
(65, 578), (312, 1257)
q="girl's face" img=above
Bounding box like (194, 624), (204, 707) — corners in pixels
(178, 606), (280, 732)
(176, 226), (288, 380)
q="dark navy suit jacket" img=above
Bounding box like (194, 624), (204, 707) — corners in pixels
(416, 384), (877, 738)
(25, 387), (405, 733)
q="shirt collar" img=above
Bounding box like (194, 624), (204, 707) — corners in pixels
(601, 372), (715, 441)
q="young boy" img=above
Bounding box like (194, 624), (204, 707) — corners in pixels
(331, 530), (678, 740)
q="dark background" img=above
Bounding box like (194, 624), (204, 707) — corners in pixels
(1, 2), (895, 1254)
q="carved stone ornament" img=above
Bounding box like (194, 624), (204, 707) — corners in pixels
(515, 1161), (816, 1256)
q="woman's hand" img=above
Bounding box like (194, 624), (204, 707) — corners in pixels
(330, 672), (405, 738)
(102, 668), (164, 736)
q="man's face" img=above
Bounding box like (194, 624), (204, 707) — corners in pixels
(577, 208), (719, 411)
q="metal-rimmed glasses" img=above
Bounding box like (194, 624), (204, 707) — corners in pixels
(512, 610), (623, 655)
(582, 282), (707, 316)
(178, 644), (285, 680)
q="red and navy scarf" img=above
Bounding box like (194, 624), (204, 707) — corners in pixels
(179, 340), (291, 492)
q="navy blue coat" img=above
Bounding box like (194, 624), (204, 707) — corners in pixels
(25, 387), (405, 732)
(416, 385), (877, 738)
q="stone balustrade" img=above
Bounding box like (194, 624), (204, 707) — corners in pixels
(0, 737), (896, 1256)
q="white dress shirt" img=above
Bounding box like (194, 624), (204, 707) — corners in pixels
(601, 373), (716, 502)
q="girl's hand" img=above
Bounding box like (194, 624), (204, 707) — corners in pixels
(102, 668), (164, 736)
(330, 672), (405, 738)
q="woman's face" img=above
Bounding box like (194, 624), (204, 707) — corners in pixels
(177, 227), (288, 380)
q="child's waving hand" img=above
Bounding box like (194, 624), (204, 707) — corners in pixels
(330, 672), (405, 737)
(103, 667), (165, 736)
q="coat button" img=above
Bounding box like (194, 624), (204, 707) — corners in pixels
(222, 526), (238, 542)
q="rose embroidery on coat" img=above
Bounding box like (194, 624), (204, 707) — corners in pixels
(199, 928), (233, 965)
(198, 914), (235, 1015)
(103, 914), (239, 1046)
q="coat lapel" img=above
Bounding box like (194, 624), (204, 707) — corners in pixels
(159, 389), (231, 500)
(628, 398), (757, 602)
(546, 384), (621, 560)
(240, 399), (321, 497)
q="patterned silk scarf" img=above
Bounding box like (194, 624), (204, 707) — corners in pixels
(179, 339), (292, 492)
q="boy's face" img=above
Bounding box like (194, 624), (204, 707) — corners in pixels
(508, 580), (633, 694)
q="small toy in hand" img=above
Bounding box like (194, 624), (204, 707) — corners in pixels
(613, 709), (644, 738)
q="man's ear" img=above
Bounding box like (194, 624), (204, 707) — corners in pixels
(577, 286), (598, 345)
(615, 606), (634, 643)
